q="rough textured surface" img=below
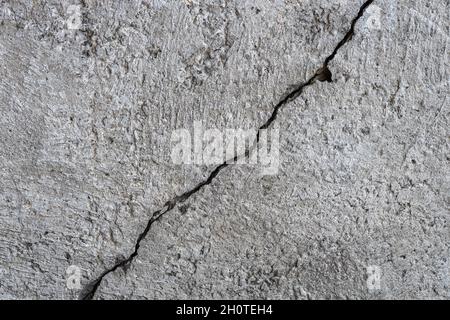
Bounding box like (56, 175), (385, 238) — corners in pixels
(0, 0), (448, 299)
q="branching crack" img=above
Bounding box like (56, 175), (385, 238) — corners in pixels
(79, 0), (375, 300)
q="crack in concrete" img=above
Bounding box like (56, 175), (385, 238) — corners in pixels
(79, 0), (375, 300)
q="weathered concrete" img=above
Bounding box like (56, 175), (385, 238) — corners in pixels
(0, 0), (448, 299)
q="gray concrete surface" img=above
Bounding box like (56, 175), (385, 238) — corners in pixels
(0, 0), (448, 299)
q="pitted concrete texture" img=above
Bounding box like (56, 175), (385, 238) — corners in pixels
(0, 0), (449, 299)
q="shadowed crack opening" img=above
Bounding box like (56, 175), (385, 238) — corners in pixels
(80, 0), (375, 300)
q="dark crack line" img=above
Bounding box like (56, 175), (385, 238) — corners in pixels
(80, 0), (375, 300)
(324, 0), (374, 67)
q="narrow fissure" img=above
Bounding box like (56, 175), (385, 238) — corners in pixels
(80, 0), (375, 300)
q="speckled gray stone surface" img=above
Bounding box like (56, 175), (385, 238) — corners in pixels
(0, 0), (448, 299)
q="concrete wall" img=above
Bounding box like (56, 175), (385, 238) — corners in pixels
(0, 0), (448, 299)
